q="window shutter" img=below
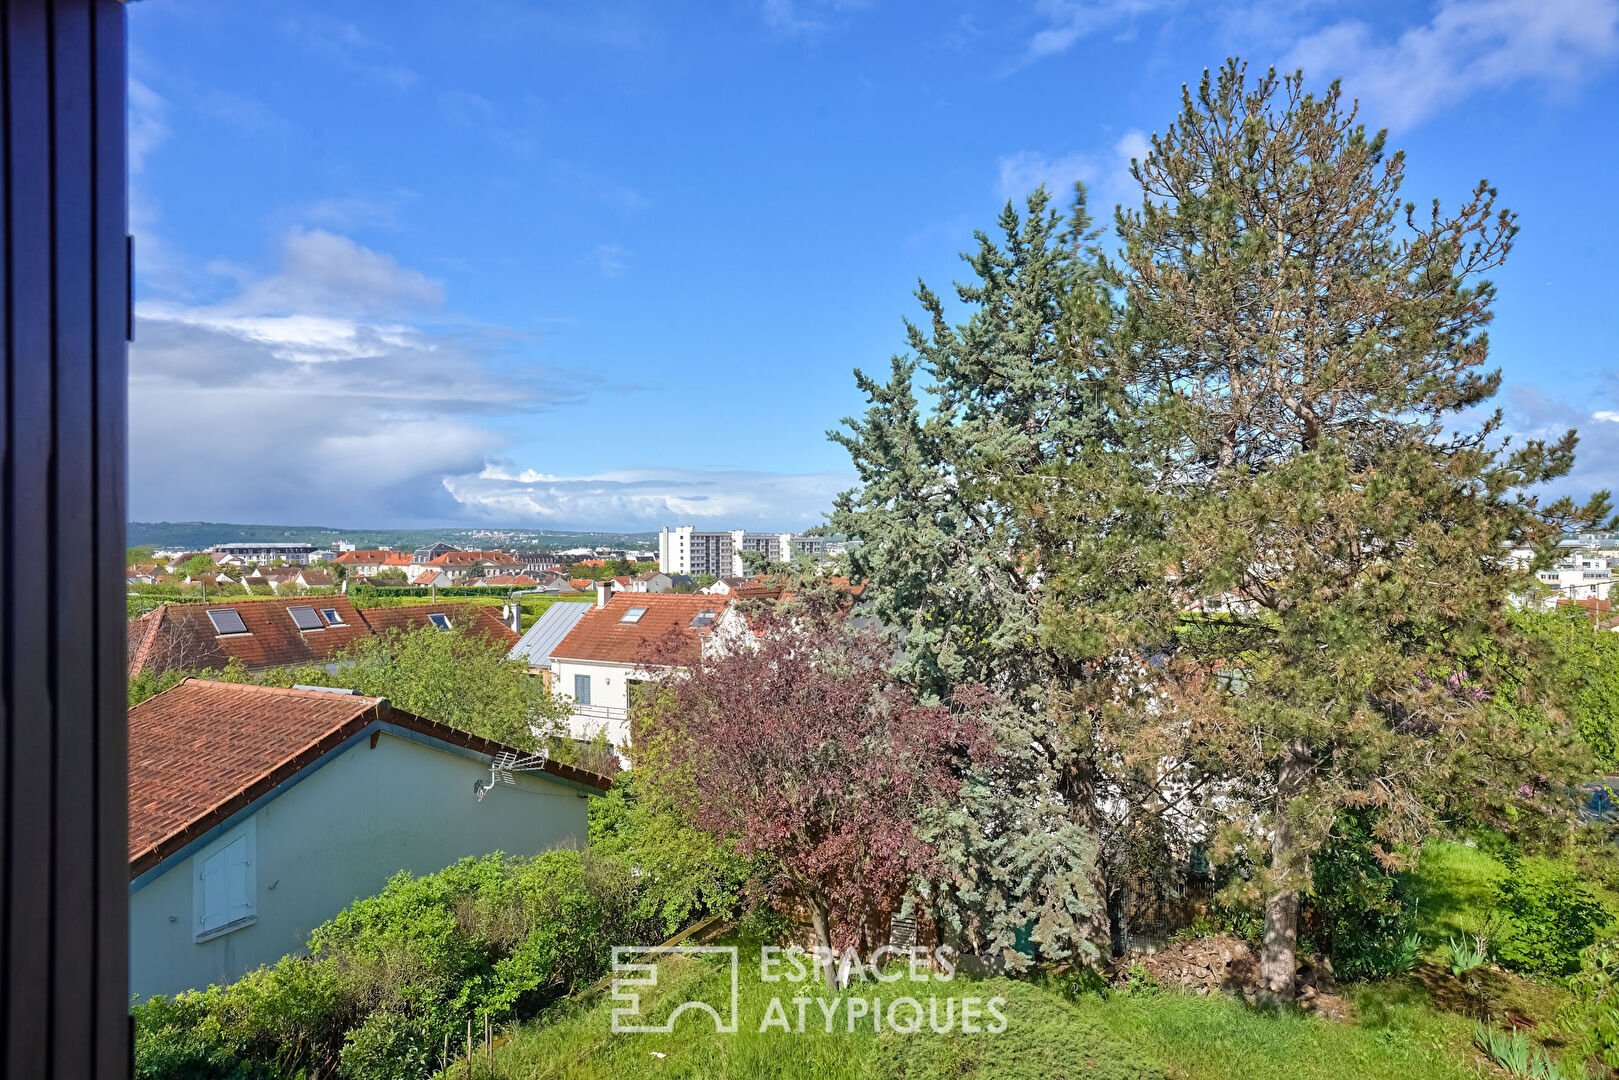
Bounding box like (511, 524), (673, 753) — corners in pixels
(199, 848), (227, 931)
(226, 836), (253, 922)
(574, 673), (591, 706)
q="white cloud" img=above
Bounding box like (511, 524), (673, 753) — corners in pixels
(1285, 0), (1619, 129)
(1026, 0), (1176, 59)
(305, 190), (418, 230)
(284, 15), (417, 90)
(996, 149), (1098, 201)
(226, 227), (446, 316)
(997, 131), (1148, 212)
(757, 0), (871, 39)
(129, 230), (583, 526)
(1502, 385), (1619, 501)
(128, 77), (169, 175)
(443, 466), (849, 530)
(589, 243), (631, 278)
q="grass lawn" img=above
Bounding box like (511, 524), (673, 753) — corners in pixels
(483, 839), (1619, 1080)
(1413, 840), (1506, 944)
(482, 947), (1491, 1080)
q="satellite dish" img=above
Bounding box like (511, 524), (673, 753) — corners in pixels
(475, 748), (551, 801)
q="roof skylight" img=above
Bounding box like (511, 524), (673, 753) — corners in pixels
(288, 606), (322, 631)
(206, 609), (249, 635)
(620, 607), (648, 624)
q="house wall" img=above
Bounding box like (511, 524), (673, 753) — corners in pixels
(550, 656), (637, 747)
(129, 729), (592, 1000)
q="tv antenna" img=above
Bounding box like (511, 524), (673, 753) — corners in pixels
(475, 748), (551, 801)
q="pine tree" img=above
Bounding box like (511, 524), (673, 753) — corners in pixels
(831, 188), (1149, 963)
(1098, 60), (1610, 996)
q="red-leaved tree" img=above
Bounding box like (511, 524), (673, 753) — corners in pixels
(634, 606), (989, 979)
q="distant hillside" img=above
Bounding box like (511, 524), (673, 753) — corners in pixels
(127, 521), (659, 552)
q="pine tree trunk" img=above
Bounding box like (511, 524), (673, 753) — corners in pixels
(1261, 739), (1311, 1000)
(1069, 767), (1116, 961)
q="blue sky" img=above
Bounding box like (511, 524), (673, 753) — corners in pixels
(128, 0), (1619, 531)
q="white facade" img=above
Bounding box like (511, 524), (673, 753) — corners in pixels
(550, 606), (752, 753)
(549, 656), (641, 749)
(129, 727), (593, 1000)
(1536, 553), (1615, 605)
(658, 526), (825, 576)
(209, 542), (318, 565)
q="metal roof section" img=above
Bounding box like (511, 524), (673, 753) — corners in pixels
(508, 601), (592, 669)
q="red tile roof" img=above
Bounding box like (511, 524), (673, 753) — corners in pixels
(127, 596), (371, 677)
(127, 679), (611, 876)
(425, 550), (522, 568)
(551, 593), (729, 665)
(333, 550), (414, 566)
(478, 574), (539, 586)
(357, 603), (521, 647)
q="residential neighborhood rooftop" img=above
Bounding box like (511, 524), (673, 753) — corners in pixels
(127, 598), (522, 678)
(126, 679), (611, 876)
(551, 592), (730, 666)
(509, 600), (593, 670)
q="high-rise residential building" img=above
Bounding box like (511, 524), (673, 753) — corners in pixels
(658, 526), (825, 577)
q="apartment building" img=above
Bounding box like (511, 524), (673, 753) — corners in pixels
(209, 542), (318, 565)
(1537, 552), (1615, 604)
(657, 526), (825, 577)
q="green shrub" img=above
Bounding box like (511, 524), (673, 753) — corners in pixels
(587, 769), (755, 936)
(338, 1009), (439, 1080)
(1492, 860), (1611, 976)
(1562, 940), (1619, 1071)
(134, 850), (661, 1080)
(1306, 812), (1421, 979)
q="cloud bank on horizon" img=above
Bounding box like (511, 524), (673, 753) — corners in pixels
(128, 0), (1619, 529)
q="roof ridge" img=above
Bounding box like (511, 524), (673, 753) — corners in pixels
(179, 678), (383, 706)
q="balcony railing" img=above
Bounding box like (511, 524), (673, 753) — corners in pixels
(568, 702), (628, 722)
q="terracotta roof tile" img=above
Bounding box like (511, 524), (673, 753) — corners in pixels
(333, 550), (414, 566)
(127, 679), (610, 876)
(126, 596), (371, 678)
(358, 603), (520, 647)
(425, 550), (522, 568)
(551, 593), (728, 665)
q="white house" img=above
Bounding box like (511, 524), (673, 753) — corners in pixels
(127, 679), (610, 1000)
(547, 586), (744, 750)
(332, 549), (415, 577)
(1536, 554), (1615, 605)
(628, 570), (673, 594)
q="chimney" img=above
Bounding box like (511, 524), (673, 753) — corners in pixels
(595, 581), (610, 609)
